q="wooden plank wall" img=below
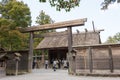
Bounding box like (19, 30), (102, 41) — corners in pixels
(5, 51), (29, 75)
(75, 46), (120, 73)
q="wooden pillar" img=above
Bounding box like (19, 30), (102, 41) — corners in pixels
(41, 50), (45, 68)
(88, 47), (93, 73)
(15, 60), (18, 76)
(98, 32), (101, 44)
(28, 32), (34, 72)
(67, 27), (73, 53)
(108, 46), (114, 73)
(67, 27), (74, 73)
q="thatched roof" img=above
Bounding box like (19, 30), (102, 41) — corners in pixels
(0, 53), (10, 61)
(0, 47), (8, 60)
(0, 53), (6, 59)
(36, 31), (101, 50)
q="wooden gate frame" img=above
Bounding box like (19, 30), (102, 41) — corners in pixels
(20, 18), (87, 72)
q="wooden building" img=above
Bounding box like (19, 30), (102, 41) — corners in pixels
(0, 50), (29, 75)
(20, 18), (87, 72)
(36, 30), (120, 76)
(36, 30), (101, 66)
(19, 18), (120, 76)
(73, 43), (120, 76)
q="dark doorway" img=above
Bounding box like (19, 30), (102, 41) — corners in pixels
(48, 49), (68, 64)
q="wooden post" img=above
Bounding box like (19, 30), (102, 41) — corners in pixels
(108, 46), (114, 73)
(28, 32), (34, 72)
(15, 60), (18, 76)
(67, 27), (75, 73)
(67, 27), (73, 53)
(88, 47), (93, 73)
(41, 50), (45, 68)
(84, 50), (87, 70)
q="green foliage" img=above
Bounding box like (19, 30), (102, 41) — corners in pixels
(36, 10), (54, 25)
(106, 32), (120, 43)
(101, 0), (120, 10)
(0, 17), (29, 50)
(0, 0), (31, 28)
(39, 0), (80, 12)
(35, 10), (55, 33)
(39, 0), (120, 11)
(34, 10), (55, 55)
(34, 10), (55, 47)
(0, 0), (31, 50)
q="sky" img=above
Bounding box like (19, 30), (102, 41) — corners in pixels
(18, 0), (120, 43)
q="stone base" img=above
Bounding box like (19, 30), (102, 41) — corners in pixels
(75, 69), (120, 77)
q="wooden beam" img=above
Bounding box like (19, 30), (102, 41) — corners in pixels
(108, 46), (114, 73)
(73, 43), (120, 49)
(88, 47), (93, 73)
(19, 18), (87, 33)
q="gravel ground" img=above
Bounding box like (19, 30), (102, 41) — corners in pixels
(0, 69), (120, 80)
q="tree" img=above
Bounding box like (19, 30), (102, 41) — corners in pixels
(34, 10), (55, 56)
(101, 0), (120, 10)
(0, 0), (31, 28)
(34, 10), (55, 48)
(35, 10), (55, 34)
(0, 17), (29, 51)
(0, 0), (31, 50)
(36, 10), (54, 25)
(39, 0), (80, 12)
(39, 0), (120, 11)
(106, 32), (120, 43)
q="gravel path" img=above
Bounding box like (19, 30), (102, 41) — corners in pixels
(0, 69), (120, 80)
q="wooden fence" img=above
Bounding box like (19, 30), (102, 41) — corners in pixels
(73, 43), (120, 75)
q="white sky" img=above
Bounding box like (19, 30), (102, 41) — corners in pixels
(15, 0), (120, 42)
